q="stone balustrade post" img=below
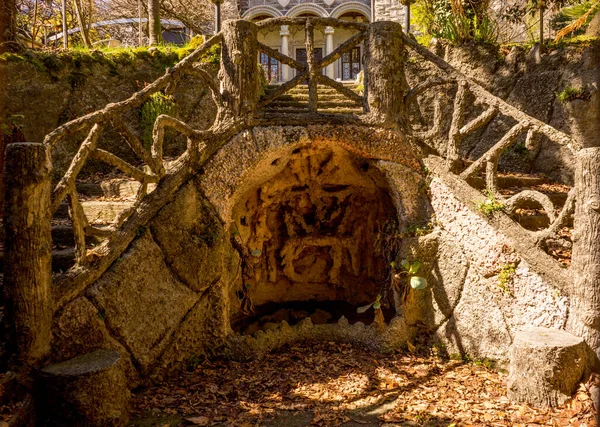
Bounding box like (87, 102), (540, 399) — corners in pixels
(3, 142), (53, 370)
(218, 20), (260, 123)
(363, 21), (409, 130)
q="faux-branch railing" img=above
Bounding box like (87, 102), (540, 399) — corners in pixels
(39, 18), (407, 312)
(402, 35), (579, 252)
(16, 18), (578, 316)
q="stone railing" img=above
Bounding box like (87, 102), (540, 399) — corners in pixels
(402, 35), (579, 250)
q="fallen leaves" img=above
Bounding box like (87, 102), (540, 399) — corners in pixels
(131, 341), (596, 426)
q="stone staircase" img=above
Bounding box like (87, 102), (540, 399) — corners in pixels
(261, 83), (363, 116)
(0, 179), (138, 275)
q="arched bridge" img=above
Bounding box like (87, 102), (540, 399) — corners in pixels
(3, 17), (583, 373)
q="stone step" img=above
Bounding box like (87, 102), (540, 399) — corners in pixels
(77, 179), (154, 199)
(467, 175), (550, 189)
(269, 93), (359, 102)
(54, 199), (135, 224)
(265, 86), (360, 96)
(265, 83), (357, 90)
(0, 247), (76, 273)
(266, 100), (362, 109)
(81, 200), (134, 224)
(51, 224), (105, 247)
(510, 213), (574, 230)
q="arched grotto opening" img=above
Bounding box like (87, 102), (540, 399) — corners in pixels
(229, 143), (400, 334)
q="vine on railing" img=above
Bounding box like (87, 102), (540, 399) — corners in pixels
(401, 34), (579, 251)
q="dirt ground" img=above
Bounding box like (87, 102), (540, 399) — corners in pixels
(130, 341), (596, 427)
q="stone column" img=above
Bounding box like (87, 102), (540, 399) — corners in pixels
(219, 20), (260, 122)
(325, 26), (335, 79)
(280, 25), (290, 82)
(363, 21), (409, 129)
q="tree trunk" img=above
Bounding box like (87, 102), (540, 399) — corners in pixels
(0, 0), (17, 52)
(148, 0), (162, 45)
(73, 0), (91, 48)
(567, 147), (600, 359)
(3, 143), (53, 370)
(62, 0), (68, 49)
(363, 21), (409, 130)
(218, 20), (260, 122)
(539, 6), (545, 53)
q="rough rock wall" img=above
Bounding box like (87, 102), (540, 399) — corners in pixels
(52, 177), (240, 382)
(50, 124), (429, 382)
(0, 55), (217, 173)
(406, 41), (600, 184)
(416, 166), (570, 363)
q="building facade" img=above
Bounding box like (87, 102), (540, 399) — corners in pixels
(239, 0), (407, 82)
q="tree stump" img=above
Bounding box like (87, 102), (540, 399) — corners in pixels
(37, 349), (129, 426)
(507, 327), (587, 408)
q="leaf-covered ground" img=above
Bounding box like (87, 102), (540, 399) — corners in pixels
(131, 341), (596, 427)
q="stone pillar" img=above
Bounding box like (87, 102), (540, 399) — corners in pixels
(218, 20), (260, 122)
(3, 142), (53, 369)
(325, 26), (335, 80)
(280, 25), (290, 82)
(363, 21), (409, 129)
(567, 147), (600, 360)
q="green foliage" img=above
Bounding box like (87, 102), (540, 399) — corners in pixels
(475, 189), (504, 216)
(552, 1), (600, 39)
(140, 92), (175, 149)
(556, 86), (587, 102)
(391, 259), (428, 290)
(401, 219), (439, 238)
(0, 115), (24, 137)
(498, 263), (516, 295)
(412, 0), (498, 45)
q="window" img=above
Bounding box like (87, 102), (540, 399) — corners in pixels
(260, 51), (280, 83)
(341, 46), (361, 80)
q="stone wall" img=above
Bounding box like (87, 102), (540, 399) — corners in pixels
(52, 177), (240, 382)
(418, 157), (570, 363)
(406, 40), (600, 184)
(49, 124), (573, 382)
(0, 52), (217, 174)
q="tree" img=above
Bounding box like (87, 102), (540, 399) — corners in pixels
(0, 0), (17, 52)
(147, 0), (161, 44)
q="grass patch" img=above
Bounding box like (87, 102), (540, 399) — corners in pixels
(474, 189), (504, 216)
(497, 263), (516, 295)
(556, 86), (588, 103)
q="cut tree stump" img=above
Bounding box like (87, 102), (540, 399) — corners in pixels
(507, 327), (587, 408)
(36, 349), (129, 426)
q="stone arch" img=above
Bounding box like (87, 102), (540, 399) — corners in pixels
(196, 124), (429, 338)
(242, 5), (284, 20)
(198, 125), (426, 230)
(329, 2), (371, 20)
(286, 3), (329, 17)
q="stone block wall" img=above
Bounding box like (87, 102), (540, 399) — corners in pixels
(52, 178), (240, 382)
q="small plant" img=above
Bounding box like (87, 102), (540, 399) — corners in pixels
(498, 263), (517, 295)
(357, 294), (382, 313)
(357, 294), (385, 330)
(401, 218), (439, 238)
(141, 92), (175, 149)
(556, 86), (587, 103)
(475, 189), (504, 216)
(392, 259), (428, 290)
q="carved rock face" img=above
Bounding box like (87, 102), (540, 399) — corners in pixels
(232, 144), (397, 308)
